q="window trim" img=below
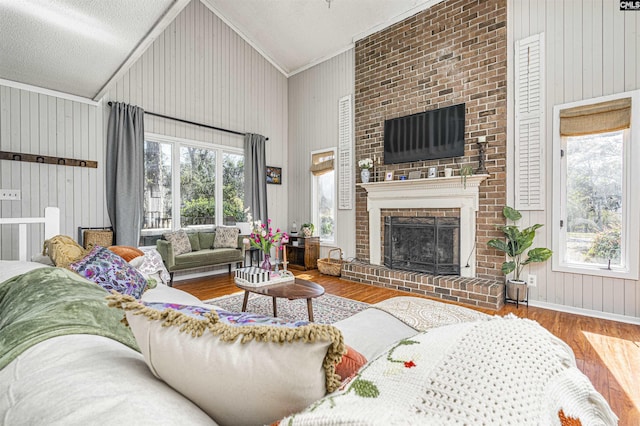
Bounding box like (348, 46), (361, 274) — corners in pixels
(144, 132), (244, 233)
(311, 147), (337, 244)
(551, 90), (640, 280)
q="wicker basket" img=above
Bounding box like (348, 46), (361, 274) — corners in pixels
(317, 248), (343, 276)
(83, 229), (113, 249)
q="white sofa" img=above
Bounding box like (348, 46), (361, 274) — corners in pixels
(0, 261), (617, 426)
(0, 261), (417, 426)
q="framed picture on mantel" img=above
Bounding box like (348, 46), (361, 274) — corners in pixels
(266, 166), (282, 184)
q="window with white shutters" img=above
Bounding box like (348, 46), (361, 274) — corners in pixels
(514, 33), (544, 210)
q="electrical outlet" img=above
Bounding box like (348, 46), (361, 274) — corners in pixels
(0, 189), (21, 200)
(527, 274), (537, 287)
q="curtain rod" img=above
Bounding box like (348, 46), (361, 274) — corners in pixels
(107, 102), (269, 141)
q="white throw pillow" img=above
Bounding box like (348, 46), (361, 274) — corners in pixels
(108, 295), (344, 426)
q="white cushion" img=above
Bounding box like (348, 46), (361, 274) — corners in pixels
(141, 281), (206, 306)
(0, 334), (217, 425)
(0, 261), (50, 283)
(333, 308), (418, 360)
(112, 297), (345, 426)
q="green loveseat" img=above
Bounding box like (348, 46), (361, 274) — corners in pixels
(156, 229), (245, 286)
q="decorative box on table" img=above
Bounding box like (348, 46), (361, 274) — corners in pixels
(234, 267), (294, 287)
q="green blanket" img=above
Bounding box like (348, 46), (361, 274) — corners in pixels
(0, 267), (139, 370)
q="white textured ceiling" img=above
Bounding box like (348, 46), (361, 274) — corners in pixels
(0, 0), (440, 100)
(0, 0), (175, 99)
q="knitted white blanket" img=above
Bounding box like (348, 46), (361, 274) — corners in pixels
(284, 316), (618, 425)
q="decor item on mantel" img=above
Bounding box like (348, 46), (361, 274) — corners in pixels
(476, 136), (489, 174)
(487, 206), (552, 303)
(358, 158), (373, 183)
(301, 222), (315, 237)
(246, 218), (289, 271)
(459, 165), (474, 189)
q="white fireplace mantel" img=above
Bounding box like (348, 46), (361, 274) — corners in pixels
(359, 174), (489, 277)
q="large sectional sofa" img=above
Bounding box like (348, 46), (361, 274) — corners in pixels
(0, 260), (618, 425)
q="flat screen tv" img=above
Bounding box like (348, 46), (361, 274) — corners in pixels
(383, 103), (465, 164)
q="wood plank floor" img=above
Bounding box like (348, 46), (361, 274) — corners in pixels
(175, 270), (640, 426)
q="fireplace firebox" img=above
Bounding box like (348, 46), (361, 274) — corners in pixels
(383, 216), (460, 275)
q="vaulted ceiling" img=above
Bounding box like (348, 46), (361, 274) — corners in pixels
(0, 0), (440, 101)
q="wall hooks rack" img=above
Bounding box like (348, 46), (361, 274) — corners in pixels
(0, 151), (97, 168)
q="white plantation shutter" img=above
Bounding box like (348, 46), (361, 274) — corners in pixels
(515, 33), (544, 210)
(338, 94), (353, 210)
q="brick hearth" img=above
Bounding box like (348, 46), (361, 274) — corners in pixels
(343, 261), (504, 310)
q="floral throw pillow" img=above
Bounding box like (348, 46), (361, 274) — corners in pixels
(137, 247), (171, 284)
(163, 229), (192, 256)
(213, 226), (239, 249)
(69, 245), (148, 299)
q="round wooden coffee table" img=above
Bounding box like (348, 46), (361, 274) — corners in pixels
(236, 278), (325, 322)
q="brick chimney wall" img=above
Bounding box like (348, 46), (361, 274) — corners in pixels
(354, 0), (507, 280)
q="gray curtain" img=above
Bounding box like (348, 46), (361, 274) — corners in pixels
(244, 133), (268, 223)
(106, 102), (145, 246)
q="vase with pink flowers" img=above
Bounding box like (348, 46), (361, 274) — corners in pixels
(247, 218), (289, 271)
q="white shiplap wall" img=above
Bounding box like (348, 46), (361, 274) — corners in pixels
(1, 0), (288, 259)
(105, 0), (288, 233)
(0, 87), (104, 259)
(288, 49), (355, 259)
(508, 0), (640, 320)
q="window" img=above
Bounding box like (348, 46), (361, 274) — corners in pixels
(180, 146), (216, 228)
(223, 152), (245, 226)
(141, 134), (244, 245)
(552, 91), (639, 279)
(143, 140), (172, 232)
(311, 149), (336, 243)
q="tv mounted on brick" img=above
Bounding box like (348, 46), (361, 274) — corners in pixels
(383, 103), (465, 164)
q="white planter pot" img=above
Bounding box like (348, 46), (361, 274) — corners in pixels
(361, 169), (370, 183)
(506, 279), (528, 302)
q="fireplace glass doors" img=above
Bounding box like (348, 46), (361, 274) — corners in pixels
(383, 216), (460, 275)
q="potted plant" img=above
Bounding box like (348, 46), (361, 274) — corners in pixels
(487, 206), (552, 301)
(358, 158), (373, 183)
(301, 222), (315, 237)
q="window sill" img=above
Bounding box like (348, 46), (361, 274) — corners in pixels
(552, 262), (638, 281)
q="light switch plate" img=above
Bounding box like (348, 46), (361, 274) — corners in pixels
(527, 274), (537, 287)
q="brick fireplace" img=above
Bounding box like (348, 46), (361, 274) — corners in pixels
(343, 174), (505, 310)
(346, 0), (508, 310)
(360, 175), (487, 277)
